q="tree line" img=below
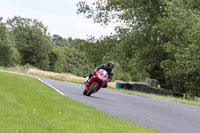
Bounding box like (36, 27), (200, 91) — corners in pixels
(77, 0), (200, 96)
(0, 16), (133, 81)
(0, 16), (93, 77)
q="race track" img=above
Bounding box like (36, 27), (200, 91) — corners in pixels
(41, 78), (200, 133)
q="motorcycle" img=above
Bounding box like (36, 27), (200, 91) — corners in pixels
(83, 69), (108, 96)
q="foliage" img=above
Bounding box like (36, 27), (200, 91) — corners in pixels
(77, 36), (118, 65)
(50, 34), (94, 77)
(77, 0), (200, 96)
(77, 0), (167, 82)
(49, 44), (66, 73)
(1, 16), (94, 77)
(52, 34), (73, 47)
(0, 18), (20, 67)
(157, 1), (200, 96)
(63, 39), (94, 77)
(7, 16), (51, 70)
(112, 63), (132, 82)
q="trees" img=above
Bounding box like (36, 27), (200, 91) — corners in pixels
(51, 34), (94, 77)
(49, 44), (66, 73)
(157, 1), (200, 96)
(7, 16), (51, 70)
(0, 17), (20, 67)
(1, 16), (96, 76)
(62, 39), (94, 77)
(0, 19), (10, 67)
(77, 0), (167, 82)
(77, 0), (200, 96)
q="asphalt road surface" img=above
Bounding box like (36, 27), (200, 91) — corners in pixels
(39, 78), (200, 133)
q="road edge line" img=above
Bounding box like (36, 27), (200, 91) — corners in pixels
(37, 78), (65, 96)
(0, 70), (65, 96)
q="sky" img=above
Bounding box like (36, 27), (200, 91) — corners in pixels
(0, 0), (115, 39)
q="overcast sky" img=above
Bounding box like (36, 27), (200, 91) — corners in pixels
(0, 0), (115, 39)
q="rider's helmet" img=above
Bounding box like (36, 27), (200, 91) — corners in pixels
(107, 61), (115, 69)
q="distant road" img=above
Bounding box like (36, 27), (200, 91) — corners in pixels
(41, 78), (200, 133)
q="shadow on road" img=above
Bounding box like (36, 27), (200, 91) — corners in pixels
(89, 95), (106, 100)
(76, 93), (106, 100)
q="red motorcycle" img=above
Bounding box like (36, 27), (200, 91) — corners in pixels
(83, 69), (108, 96)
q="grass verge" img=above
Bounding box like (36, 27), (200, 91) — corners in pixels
(1, 66), (200, 106)
(109, 88), (200, 106)
(0, 72), (159, 133)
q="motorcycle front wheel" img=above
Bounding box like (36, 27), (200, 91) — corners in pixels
(87, 82), (99, 96)
(83, 89), (87, 95)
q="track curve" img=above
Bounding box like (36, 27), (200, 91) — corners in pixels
(40, 78), (200, 133)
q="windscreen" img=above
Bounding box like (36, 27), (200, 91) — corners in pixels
(101, 69), (108, 77)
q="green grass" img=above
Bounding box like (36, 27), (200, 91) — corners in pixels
(0, 72), (159, 133)
(109, 87), (200, 106)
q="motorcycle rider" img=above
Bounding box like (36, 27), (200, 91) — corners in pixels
(85, 61), (115, 88)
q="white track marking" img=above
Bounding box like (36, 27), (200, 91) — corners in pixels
(37, 78), (65, 96)
(0, 70), (64, 96)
